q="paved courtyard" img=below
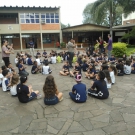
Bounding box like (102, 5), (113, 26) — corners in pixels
(0, 51), (135, 135)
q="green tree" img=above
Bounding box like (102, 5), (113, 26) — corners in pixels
(122, 27), (135, 40)
(61, 23), (71, 29)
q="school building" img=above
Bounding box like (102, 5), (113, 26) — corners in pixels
(0, 6), (62, 50)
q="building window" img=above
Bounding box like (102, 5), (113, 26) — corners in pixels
(20, 13), (40, 24)
(41, 13), (59, 24)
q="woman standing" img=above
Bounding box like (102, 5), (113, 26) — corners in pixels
(2, 40), (13, 67)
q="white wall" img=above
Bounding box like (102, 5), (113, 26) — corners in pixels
(122, 12), (135, 24)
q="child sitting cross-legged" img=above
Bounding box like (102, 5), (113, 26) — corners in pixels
(69, 74), (87, 103)
(42, 62), (52, 75)
(28, 55), (34, 65)
(43, 75), (63, 105)
(17, 76), (41, 103)
(59, 61), (70, 76)
(0, 67), (3, 87)
(70, 62), (81, 77)
(56, 53), (62, 63)
(116, 59), (124, 76)
(2, 69), (12, 91)
(85, 63), (96, 79)
(131, 58), (135, 74)
(88, 71), (109, 99)
(31, 61), (41, 74)
(109, 55), (116, 64)
(124, 60), (131, 75)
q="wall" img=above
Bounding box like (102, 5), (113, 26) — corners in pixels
(42, 24), (60, 30)
(21, 24), (40, 30)
(43, 41), (55, 48)
(123, 19), (135, 25)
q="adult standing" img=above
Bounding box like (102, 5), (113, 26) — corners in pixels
(67, 38), (75, 68)
(29, 39), (35, 56)
(106, 34), (112, 59)
(2, 40), (13, 67)
(96, 36), (104, 53)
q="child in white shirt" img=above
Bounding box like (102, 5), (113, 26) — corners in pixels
(15, 56), (19, 64)
(10, 74), (19, 96)
(0, 68), (3, 87)
(36, 56), (41, 66)
(51, 54), (56, 64)
(124, 60), (131, 75)
(108, 65), (118, 84)
(103, 70), (112, 89)
(2, 70), (12, 91)
(42, 63), (52, 75)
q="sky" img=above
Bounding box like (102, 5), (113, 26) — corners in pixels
(0, 0), (96, 26)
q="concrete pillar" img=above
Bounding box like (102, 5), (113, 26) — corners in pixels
(0, 35), (1, 52)
(72, 31), (73, 38)
(102, 31), (104, 39)
(60, 30), (63, 43)
(20, 33), (22, 50)
(41, 33), (43, 50)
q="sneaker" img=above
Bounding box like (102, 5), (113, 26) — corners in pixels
(59, 97), (63, 102)
(37, 94), (42, 99)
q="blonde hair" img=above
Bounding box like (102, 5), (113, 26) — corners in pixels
(11, 74), (19, 86)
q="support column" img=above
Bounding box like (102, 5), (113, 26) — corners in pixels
(72, 31), (73, 38)
(0, 35), (1, 52)
(102, 31), (104, 39)
(60, 30), (63, 43)
(128, 29), (129, 44)
(41, 33), (43, 50)
(20, 33), (22, 50)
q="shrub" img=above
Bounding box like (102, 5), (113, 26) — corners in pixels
(60, 42), (66, 48)
(127, 44), (135, 48)
(112, 42), (127, 57)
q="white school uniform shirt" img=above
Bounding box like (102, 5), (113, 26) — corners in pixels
(51, 56), (56, 64)
(104, 78), (111, 89)
(0, 73), (3, 85)
(15, 58), (18, 64)
(10, 85), (17, 95)
(110, 71), (115, 84)
(2, 77), (10, 91)
(26, 58), (28, 65)
(42, 65), (50, 74)
(124, 65), (131, 74)
(36, 58), (41, 66)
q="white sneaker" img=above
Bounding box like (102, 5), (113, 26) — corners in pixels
(37, 94), (42, 99)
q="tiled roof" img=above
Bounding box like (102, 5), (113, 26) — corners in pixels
(0, 6), (60, 9)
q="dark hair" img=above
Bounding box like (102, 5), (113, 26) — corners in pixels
(17, 76), (28, 94)
(2, 69), (9, 77)
(109, 65), (118, 75)
(98, 71), (105, 80)
(118, 59), (124, 69)
(103, 70), (112, 83)
(16, 59), (23, 67)
(7, 63), (11, 67)
(33, 61), (37, 65)
(101, 64), (108, 71)
(125, 60), (131, 66)
(45, 62), (48, 66)
(2, 39), (7, 45)
(43, 75), (57, 98)
(1, 65), (7, 71)
(108, 34), (111, 37)
(36, 56), (38, 59)
(70, 38), (73, 40)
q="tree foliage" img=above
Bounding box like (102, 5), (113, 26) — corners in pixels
(83, 0), (123, 26)
(61, 23), (71, 29)
(122, 27), (135, 40)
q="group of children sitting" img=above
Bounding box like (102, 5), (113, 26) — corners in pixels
(0, 49), (135, 105)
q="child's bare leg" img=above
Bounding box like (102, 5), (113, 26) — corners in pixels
(56, 90), (63, 101)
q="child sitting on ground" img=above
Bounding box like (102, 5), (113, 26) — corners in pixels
(56, 53), (62, 63)
(17, 76), (41, 103)
(131, 58), (135, 74)
(43, 75), (63, 105)
(31, 61), (41, 74)
(7, 63), (16, 75)
(108, 65), (117, 84)
(0, 68), (3, 87)
(35, 56), (41, 66)
(116, 59), (124, 76)
(42, 50), (47, 57)
(124, 60), (131, 75)
(73, 55), (77, 63)
(59, 61), (70, 76)
(28, 55), (33, 65)
(70, 62), (81, 77)
(69, 74), (87, 103)
(103, 70), (112, 89)
(81, 60), (89, 72)
(50, 54), (56, 64)
(2, 69), (12, 91)
(10, 74), (19, 96)
(85, 63), (96, 79)
(109, 55), (116, 64)
(15, 55), (19, 64)
(88, 71), (109, 99)
(42, 62), (52, 75)
(36, 50), (41, 57)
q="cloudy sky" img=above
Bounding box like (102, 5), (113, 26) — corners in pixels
(0, 0), (96, 26)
